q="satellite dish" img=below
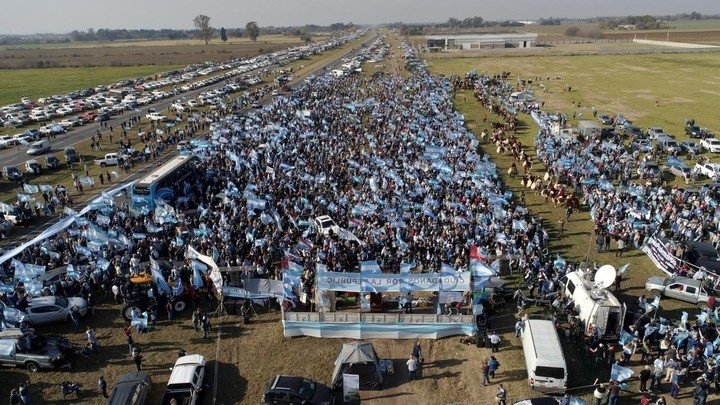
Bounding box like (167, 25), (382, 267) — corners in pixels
(594, 265), (617, 289)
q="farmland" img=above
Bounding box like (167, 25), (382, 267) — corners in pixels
(1, 29), (719, 405)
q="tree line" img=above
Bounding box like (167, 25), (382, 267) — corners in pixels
(0, 21), (355, 45)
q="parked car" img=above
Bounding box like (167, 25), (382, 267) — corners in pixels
(64, 146), (80, 163)
(665, 162), (692, 181)
(700, 138), (720, 153)
(0, 329), (73, 372)
(685, 241), (720, 275)
(107, 372), (152, 405)
(596, 114), (613, 125)
(630, 139), (652, 153)
(637, 162), (662, 180)
(262, 375), (334, 405)
(162, 355), (206, 405)
(22, 129), (41, 140)
(694, 163), (720, 179)
(145, 112), (167, 122)
(23, 296), (89, 327)
(656, 137), (681, 154)
(0, 301), (26, 326)
(44, 154), (61, 169)
(686, 125), (714, 139)
(27, 140), (51, 156)
(2, 166), (23, 183)
(646, 127), (667, 140)
(622, 125), (644, 139)
(0, 135), (20, 148)
(645, 276), (716, 305)
(679, 141), (701, 155)
(24, 160), (42, 175)
(314, 215), (340, 236)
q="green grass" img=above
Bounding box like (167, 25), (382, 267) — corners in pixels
(0, 65), (183, 106)
(428, 54), (720, 144)
(664, 19), (720, 31)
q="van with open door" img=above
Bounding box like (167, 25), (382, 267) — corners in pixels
(521, 319), (567, 393)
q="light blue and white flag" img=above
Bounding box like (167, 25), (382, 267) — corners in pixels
(610, 363), (634, 382)
(22, 184), (39, 194)
(360, 261), (382, 274)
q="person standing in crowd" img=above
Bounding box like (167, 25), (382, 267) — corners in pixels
(607, 380), (620, 405)
(18, 381), (30, 404)
(202, 314), (211, 339)
(124, 325), (134, 354)
(488, 356), (500, 378)
(615, 237), (625, 257)
(166, 300), (173, 322)
(495, 384), (506, 405)
(9, 389), (20, 405)
(694, 375), (709, 405)
(406, 355), (418, 381)
(132, 346), (143, 372)
(98, 375), (108, 399)
(192, 308), (202, 332)
(481, 360), (490, 386)
(488, 331), (501, 352)
(86, 326), (98, 353)
(592, 379), (606, 405)
(515, 319), (523, 338)
(639, 365), (651, 393)
(70, 305), (80, 332)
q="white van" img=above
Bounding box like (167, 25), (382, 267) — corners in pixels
(521, 319), (567, 393)
(564, 271), (626, 340)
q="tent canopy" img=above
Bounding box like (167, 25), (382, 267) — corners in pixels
(331, 341), (384, 390)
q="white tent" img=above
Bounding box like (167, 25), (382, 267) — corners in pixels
(331, 341), (383, 390)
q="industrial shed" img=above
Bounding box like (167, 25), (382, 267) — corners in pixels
(426, 33), (538, 51)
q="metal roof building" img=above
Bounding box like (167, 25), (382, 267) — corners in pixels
(426, 33), (538, 50)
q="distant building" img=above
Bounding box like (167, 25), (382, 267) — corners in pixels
(425, 33), (538, 51)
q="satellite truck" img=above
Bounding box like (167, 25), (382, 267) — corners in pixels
(563, 265), (626, 341)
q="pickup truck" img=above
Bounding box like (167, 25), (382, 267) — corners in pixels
(146, 112), (167, 122)
(162, 354), (206, 405)
(94, 153), (119, 167)
(0, 329), (73, 372)
(645, 276), (716, 305)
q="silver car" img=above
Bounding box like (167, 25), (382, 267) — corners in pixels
(24, 296), (88, 326)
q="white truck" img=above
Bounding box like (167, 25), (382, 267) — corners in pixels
(563, 271), (626, 341)
(161, 354), (206, 405)
(146, 112), (167, 122)
(94, 153), (119, 167)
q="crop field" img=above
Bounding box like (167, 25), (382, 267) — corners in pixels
(0, 39), (297, 70)
(0, 66), (184, 107)
(0, 33), (716, 405)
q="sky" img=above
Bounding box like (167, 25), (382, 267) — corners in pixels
(2, 0), (718, 35)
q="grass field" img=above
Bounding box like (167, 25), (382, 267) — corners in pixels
(0, 40), (296, 70)
(0, 66), (183, 107)
(427, 53), (720, 144)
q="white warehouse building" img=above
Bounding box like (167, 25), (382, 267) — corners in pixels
(426, 33), (538, 50)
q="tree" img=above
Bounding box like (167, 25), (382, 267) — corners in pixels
(246, 21), (260, 42)
(220, 27), (227, 42)
(193, 14), (213, 45)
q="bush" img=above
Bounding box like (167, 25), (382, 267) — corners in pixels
(565, 27), (580, 37)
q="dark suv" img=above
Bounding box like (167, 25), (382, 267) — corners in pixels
(262, 376), (334, 405)
(64, 146), (80, 163)
(107, 372), (151, 405)
(685, 241), (720, 274)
